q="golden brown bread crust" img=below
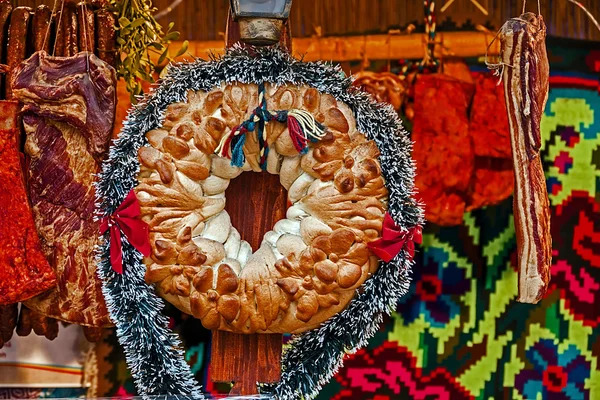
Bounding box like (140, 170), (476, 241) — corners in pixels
(137, 83), (388, 333)
(352, 71), (408, 110)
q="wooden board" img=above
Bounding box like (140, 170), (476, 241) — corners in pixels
(211, 325), (283, 395)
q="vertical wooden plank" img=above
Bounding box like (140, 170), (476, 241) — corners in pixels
(211, 331), (282, 395)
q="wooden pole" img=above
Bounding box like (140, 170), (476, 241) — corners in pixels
(156, 30), (499, 64)
(209, 10), (290, 396)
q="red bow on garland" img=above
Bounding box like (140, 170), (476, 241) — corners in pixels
(99, 190), (151, 274)
(368, 213), (422, 262)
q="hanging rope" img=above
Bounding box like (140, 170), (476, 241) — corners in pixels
(567, 0), (600, 33)
(215, 83), (327, 169)
(52, 0), (66, 56)
(153, 0), (184, 19)
(42, 0), (59, 55)
(399, 0), (440, 76)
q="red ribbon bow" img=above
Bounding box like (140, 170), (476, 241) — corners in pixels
(99, 190), (151, 274)
(368, 213), (422, 262)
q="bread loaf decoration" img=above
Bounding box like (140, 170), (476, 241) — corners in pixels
(352, 71), (408, 111)
(137, 82), (388, 333)
(96, 46), (422, 398)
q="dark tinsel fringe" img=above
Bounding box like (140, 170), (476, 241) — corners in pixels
(95, 44), (423, 399)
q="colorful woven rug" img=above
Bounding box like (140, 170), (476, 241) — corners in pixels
(90, 39), (600, 400)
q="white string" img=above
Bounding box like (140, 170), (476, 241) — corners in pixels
(567, 0), (600, 33)
(52, 0), (66, 56)
(81, 1), (90, 71)
(153, 0), (184, 19)
(41, 0), (59, 53)
(522, 0), (542, 15)
(288, 110), (327, 140)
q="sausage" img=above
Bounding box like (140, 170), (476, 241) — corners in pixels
(62, 3), (78, 57)
(91, 0), (110, 8)
(16, 305), (33, 336)
(30, 310), (59, 340)
(0, 1), (12, 101)
(95, 8), (116, 66)
(54, 9), (64, 56)
(32, 5), (52, 53)
(83, 326), (104, 342)
(0, 1), (12, 63)
(5, 7), (32, 99)
(0, 303), (18, 348)
(77, 2), (95, 53)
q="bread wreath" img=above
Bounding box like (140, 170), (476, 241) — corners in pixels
(96, 46), (422, 398)
(138, 82), (388, 333)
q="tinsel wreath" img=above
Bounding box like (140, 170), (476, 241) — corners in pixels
(95, 44), (423, 399)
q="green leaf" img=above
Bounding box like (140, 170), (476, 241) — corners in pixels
(157, 48), (168, 65)
(148, 42), (164, 50)
(162, 31), (179, 42)
(111, 0), (183, 100)
(175, 40), (189, 57)
(129, 17), (146, 29)
(118, 17), (131, 27)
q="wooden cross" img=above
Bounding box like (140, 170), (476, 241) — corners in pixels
(209, 9), (292, 396)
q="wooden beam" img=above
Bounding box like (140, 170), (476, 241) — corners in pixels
(159, 31), (499, 64)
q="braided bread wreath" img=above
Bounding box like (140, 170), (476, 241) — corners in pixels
(96, 46), (422, 399)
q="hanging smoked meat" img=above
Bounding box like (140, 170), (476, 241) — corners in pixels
(12, 51), (117, 327)
(490, 12), (552, 303)
(352, 70), (516, 227)
(0, 100), (56, 306)
(469, 73), (512, 159)
(412, 74), (475, 226)
(353, 71), (408, 111)
(408, 73), (514, 225)
(466, 74), (514, 210)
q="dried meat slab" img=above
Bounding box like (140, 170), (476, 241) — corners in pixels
(467, 158), (514, 211)
(412, 74), (474, 226)
(12, 52), (116, 327)
(469, 74), (512, 159)
(0, 100), (56, 305)
(13, 51), (116, 161)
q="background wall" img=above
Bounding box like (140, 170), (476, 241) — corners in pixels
(10, 0), (600, 41)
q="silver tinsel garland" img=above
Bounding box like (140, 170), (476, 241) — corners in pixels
(95, 45), (423, 399)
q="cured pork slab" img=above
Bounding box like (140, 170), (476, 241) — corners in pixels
(12, 51), (117, 326)
(490, 13), (552, 303)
